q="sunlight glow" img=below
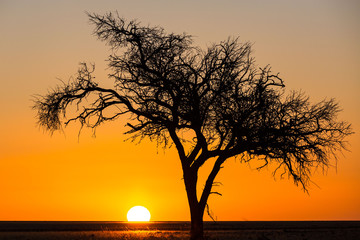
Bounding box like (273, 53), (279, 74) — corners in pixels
(127, 206), (151, 222)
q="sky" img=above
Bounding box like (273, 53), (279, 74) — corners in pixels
(0, 0), (359, 221)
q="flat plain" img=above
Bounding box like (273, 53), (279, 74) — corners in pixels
(0, 221), (359, 240)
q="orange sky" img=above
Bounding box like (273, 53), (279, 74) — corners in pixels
(1, 0), (359, 221)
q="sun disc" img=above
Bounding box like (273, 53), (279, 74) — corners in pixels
(127, 206), (151, 222)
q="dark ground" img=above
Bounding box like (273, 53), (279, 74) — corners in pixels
(0, 221), (359, 240)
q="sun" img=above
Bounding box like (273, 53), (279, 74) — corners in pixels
(127, 206), (151, 222)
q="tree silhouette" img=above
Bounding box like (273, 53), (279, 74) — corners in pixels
(33, 12), (352, 240)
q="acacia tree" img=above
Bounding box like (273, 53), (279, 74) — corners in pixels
(34, 13), (352, 240)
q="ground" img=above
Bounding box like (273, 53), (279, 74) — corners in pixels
(0, 228), (359, 240)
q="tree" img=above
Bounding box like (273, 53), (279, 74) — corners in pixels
(33, 12), (352, 240)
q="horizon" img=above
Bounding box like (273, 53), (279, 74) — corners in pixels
(2, 220), (360, 222)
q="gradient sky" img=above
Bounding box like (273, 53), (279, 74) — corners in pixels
(1, 0), (359, 221)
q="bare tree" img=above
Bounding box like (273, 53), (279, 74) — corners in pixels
(33, 12), (352, 240)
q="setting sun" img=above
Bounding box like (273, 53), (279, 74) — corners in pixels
(127, 206), (151, 222)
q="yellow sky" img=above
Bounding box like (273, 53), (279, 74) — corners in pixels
(0, 0), (359, 221)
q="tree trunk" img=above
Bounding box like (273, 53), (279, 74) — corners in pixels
(190, 208), (205, 240)
(184, 170), (206, 240)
